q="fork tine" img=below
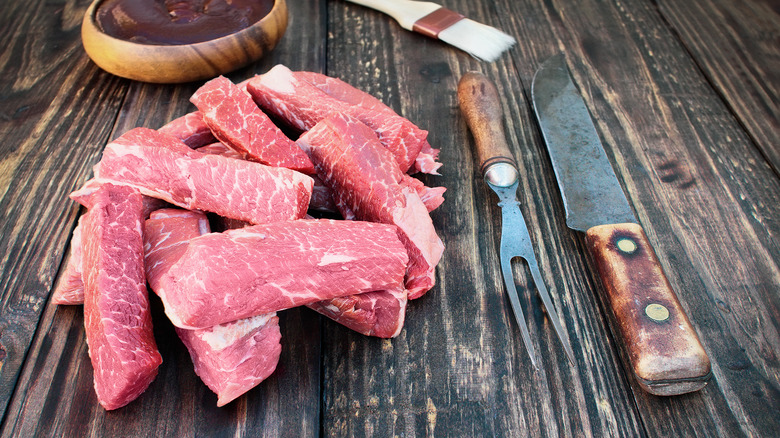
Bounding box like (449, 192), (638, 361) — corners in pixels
(528, 262), (576, 365)
(500, 255), (539, 370)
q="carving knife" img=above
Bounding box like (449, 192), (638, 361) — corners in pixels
(531, 54), (711, 395)
(458, 72), (575, 369)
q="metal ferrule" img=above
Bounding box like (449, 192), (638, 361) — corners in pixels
(484, 162), (518, 187)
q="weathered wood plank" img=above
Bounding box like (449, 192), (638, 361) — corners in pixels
(497, 0), (780, 436)
(0, 0), (129, 421)
(319, 1), (646, 436)
(656, 0), (780, 175)
(1, 0), (329, 436)
(0, 0), (777, 436)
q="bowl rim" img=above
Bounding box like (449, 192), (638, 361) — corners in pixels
(85, 0), (287, 50)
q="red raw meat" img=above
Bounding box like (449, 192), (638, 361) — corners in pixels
(401, 174), (446, 212)
(91, 127), (313, 225)
(306, 285), (407, 338)
(293, 71), (398, 116)
(293, 71), (442, 175)
(196, 141), (243, 160)
(81, 183), (162, 410)
(297, 112), (444, 299)
(51, 215), (85, 305)
(154, 219), (409, 329)
(247, 65), (425, 173)
(216, 209), (407, 338)
(190, 76), (314, 173)
(144, 208), (282, 406)
(158, 111), (215, 148)
(195, 140), (342, 214)
(176, 314), (281, 406)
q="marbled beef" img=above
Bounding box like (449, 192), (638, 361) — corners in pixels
(297, 112), (444, 299)
(190, 75), (314, 173)
(158, 111), (215, 148)
(144, 208), (281, 406)
(91, 127), (313, 225)
(293, 70), (442, 175)
(247, 65), (426, 173)
(306, 285), (408, 338)
(154, 219), (409, 329)
(81, 183), (162, 410)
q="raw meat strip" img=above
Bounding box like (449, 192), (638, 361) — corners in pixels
(194, 141), (340, 214)
(411, 142), (443, 175)
(247, 65), (425, 173)
(158, 111), (215, 148)
(306, 285), (408, 338)
(297, 112), (444, 299)
(81, 183), (162, 410)
(176, 314), (281, 406)
(71, 178), (169, 215)
(51, 216), (85, 305)
(144, 208), (211, 291)
(293, 71), (442, 175)
(401, 174), (446, 212)
(144, 208), (281, 406)
(190, 76), (314, 173)
(91, 127), (313, 225)
(293, 71), (398, 116)
(153, 219), (409, 329)
(215, 210), (406, 338)
(52, 194), (168, 306)
(196, 141), (243, 160)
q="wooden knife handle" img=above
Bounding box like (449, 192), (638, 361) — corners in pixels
(585, 222), (711, 396)
(457, 72), (517, 176)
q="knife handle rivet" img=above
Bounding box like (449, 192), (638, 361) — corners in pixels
(645, 303), (670, 322)
(616, 237), (638, 254)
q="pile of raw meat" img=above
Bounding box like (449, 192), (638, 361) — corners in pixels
(52, 65), (445, 410)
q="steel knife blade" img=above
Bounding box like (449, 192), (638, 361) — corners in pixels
(531, 54), (710, 395)
(458, 72), (575, 369)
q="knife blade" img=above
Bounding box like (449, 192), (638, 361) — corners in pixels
(531, 54), (711, 395)
(458, 72), (575, 369)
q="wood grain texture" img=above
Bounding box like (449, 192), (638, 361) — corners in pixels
(656, 0), (780, 175)
(0, 0), (777, 436)
(498, 0), (780, 435)
(322, 0), (645, 436)
(457, 72), (518, 176)
(0, 0), (129, 421)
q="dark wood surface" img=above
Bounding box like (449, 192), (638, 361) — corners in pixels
(0, 0), (778, 436)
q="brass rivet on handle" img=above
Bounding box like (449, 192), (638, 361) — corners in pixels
(616, 237), (638, 254)
(645, 303), (670, 322)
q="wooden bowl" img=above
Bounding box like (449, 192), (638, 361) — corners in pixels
(81, 0), (288, 83)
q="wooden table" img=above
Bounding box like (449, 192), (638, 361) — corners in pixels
(1, 0), (778, 436)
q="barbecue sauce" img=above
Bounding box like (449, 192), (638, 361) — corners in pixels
(95, 0), (275, 45)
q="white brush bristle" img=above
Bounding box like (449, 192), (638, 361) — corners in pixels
(437, 19), (516, 62)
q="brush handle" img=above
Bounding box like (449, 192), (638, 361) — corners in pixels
(344, 0), (441, 30)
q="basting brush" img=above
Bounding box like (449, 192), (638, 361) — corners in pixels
(344, 0), (516, 62)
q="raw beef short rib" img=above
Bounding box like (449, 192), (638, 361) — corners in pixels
(144, 208), (282, 406)
(292, 70), (442, 175)
(190, 75), (314, 173)
(247, 65), (426, 173)
(158, 111), (215, 148)
(91, 127), (313, 225)
(81, 183), (162, 410)
(154, 219), (409, 329)
(297, 112), (444, 299)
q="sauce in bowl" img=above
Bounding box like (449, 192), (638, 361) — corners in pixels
(96, 0), (275, 45)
